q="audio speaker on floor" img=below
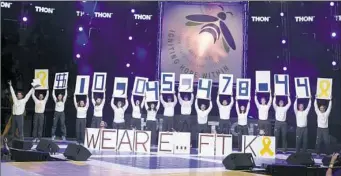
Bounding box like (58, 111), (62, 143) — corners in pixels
(36, 139), (60, 154)
(64, 143), (91, 161)
(10, 148), (50, 162)
(222, 153), (255, 170)
(286, 152), (315, 166)
(11, 139), (33, 150)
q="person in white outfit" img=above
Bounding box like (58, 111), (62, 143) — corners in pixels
(178, 92), (194, 132)
(32, 89), (49, 142)
(111, 98), (128, 129)
(51, 89), (67, 141)
(74, 94), (89, 144)
(160, 93), (177, 131)
(216, 94), (234, 134)
(294, 96), (311, 153)
(91, 92), (105, 128)
(236, 99), (250, 150)
(194, 97), (212, 134)
(8, 81), (34, 140)
(131, 94), (145, 130)
(314, 96), (332, 155)
(273, 94), (291, 152)
(145, 101), (160, 145)
(254, 92), (272, 136)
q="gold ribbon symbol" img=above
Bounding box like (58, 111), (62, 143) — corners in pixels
(318, 80), (330, 98)
(260, 136), (274, 156)
(36, 71), (47, 88)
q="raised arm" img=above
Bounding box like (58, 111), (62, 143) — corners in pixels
(190, 93), (194, 105)
(156, 100), (160, 110)
(140, 96), (145, 109)
(228, 96), (234, 109)
(216, 94), (222, 107)
(326, 100), (332, 115)
(177, 92), (183, 105)
(304, 98), (312, 114)
(111, 97), (117, 110)
(272, 95), (277, 110)
(101, 92), (106, 106)
(85, 95), (89, 109)
(294, 98), (298, 114)
(173, 94), (177, 106)
(63, 89), (68, 102)
(23, 88), (34, 103)
(44, 90), (49, 102)
(207, 100), (213, 112)
(73, 95), (78, 109)
(160, 94), (166, 105)
(32, 89), (38, 103)
(254, 94), (260, 109)
(267, 94), (272, 107)
(123, 98), (129, 110)
(285, 95), (291, 110)
(246, 100), (251, 114)
(195, 98), (199, 112)
(91, 92), (96, 106)
(52, 89), (57, 102)
(144, 100), (149, 110)
(235, 100), (240, 115)
(314, 98), (319, 113)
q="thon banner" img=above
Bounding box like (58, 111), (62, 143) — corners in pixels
(160, 2), (246, 82)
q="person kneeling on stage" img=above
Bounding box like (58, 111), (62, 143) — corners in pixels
(178, 92), (194, 132)
(255, 91), (272, 136)
(32, 89), (49, 143)
(74, 94), (89, 145)
(91, 91), (105, 128)
(52, 89), (67, 141)
(145, 101), (160, 145)
(160, 93), (177, 132)
(294, 96), (311, 153)
(273, 94), (291, 152)
(131, 93), (145, 130)
(236, 98), (250, 151)
(195, 97), (212, 134)
(216, 94), (234, 134)
(111, 97), (128, 129)
(314, 96), (332, 155)
(9, 80), (34, 140)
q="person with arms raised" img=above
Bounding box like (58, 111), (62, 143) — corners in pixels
(131, 92), (145, 130)
(194, 96), (212, 134)
(178, 92), (194, 132)
(254, 91), (272, 136)
(74, 94), (89, 145)
(294, 96), (311, 153)
(51, 88), (67, 141)
(216, 94), (234, 134)
(91, 91), (105, 128)
(160, 93), (177, 131)
(111, 97), (129, 129)
(145, 101), (160, 145)
(273, 94), (291, 152)
(32, 89), (49, 142)
(8, 80), (34, 140)
(236, 98), (250, 151)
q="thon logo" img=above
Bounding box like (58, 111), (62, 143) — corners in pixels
(35, 6), (55, 14)
(251, 16), (271, 22)
(134, 14), (153, 20)
(1, 2), (12, 8)
(294, 16), (315, 22)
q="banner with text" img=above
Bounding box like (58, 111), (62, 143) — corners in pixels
(242, 135), (276, 159)
(160, 2), (246, 82)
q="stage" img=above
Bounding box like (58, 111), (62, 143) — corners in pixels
(1, 139), (328, 176)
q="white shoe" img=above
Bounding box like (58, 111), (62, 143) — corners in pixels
(52, 136), (56, 140)
(32, 138), (37, 143)
(37, 139), (40, 143)
(62, 136), (66, 141)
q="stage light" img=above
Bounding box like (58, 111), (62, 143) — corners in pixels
(126, 63), (130, 67)
(283, 66), (287, 71)
(330, 2), (335, 6)
(129, 36), (133, 40)
(331, 32), (336, 37)
(76, 54), (81, 58)
(132, 52), (135, 55)
(22, 17), (28, 22)
(78, 27), (83, 32)
(281, 39), (286, 44)
(131, 9), (135, 13)
(280, 12), (284, 17)
(332, 61), (337, 66)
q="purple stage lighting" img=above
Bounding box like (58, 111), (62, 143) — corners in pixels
(331, 32), (336, 37)
(129, 36), (133, 40)
(282, 39), (286, 44)
(76, 54), (81, 58)
(280, 12), (284, 17)
(126, 63), (130, 68)
(283, 66), (287, 71)
(332, 61), (337, 66)
(330, 2), (335, 6)
(79, 27), (83, 32)
(131, 9), (135, 13)
(22, 17), (28, 22)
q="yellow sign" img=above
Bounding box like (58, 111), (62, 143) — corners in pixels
(34, 69), (49, 90)
(316, 78), (332, 100)
(260, 136), (274, 157)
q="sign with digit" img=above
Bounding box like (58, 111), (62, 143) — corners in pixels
(197, 78), (212, 100)
(274, 74), (289, 96)
(236, 78), (251, 100)
(113, 77), (128, 98)
(179, 74), (194, 92)
(75, 75), (90, 95)
(92, 72), (107, 92)
(132, 77), (148, 96)
(294, 77), (311, 98)
(161, 72), (175, 93)
(53, 72), (69, 89)
(145, 81), (159, 102)
(256, 71), (271, 93)
(218, 74), (233, 95)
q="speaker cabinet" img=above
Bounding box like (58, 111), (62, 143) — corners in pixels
(10, 148), (50, 162)
(11, 139), (33, 150)
(36, 139), (60, 153)
(64, 143), (91, 161)
(222, 153), (255, 170)
(286, 152), (315, 166)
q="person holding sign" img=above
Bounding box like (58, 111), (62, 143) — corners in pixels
(145, 101), (160, 145)
(254, 92), (272, 136)
(8, 80), (34, 140)
(51, 89), (67, 141)
(195, 97), (212, 134)
(273, 94), (291, 152)
(111, 98), (129, 129)
(216, 94), (234, 134)
(91, 92), (105, 128)
(178, 92), (194, 132)
(294, 96), (311, 153)
(314, 96), (332, 155)
(74, 94), (89, 145)
(160, 93), (177, 132)
(32, 89), (49, 142)
(131, 93), (145, 130)
(236, 99), (250, 150)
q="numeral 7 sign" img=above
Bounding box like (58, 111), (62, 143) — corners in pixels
(218, 74), (233, 95)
